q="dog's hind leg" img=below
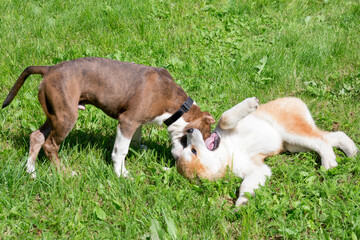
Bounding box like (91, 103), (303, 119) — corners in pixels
(272, 101), (341, 169)
(323, 131), (358, 157)
(284, 134), (338, 169)
(26, 119), (51, 178)
(218, 97), (259, 130)
(37, 78), (80, 174)
(41, 104), (78, 174)
(42, 119), (78, 174)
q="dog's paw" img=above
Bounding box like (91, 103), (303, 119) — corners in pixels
(123, 171), (134, 180)
(115, 169), (133, 179)
(122, 170), (130, 178)
(350, 147), (359, 157)
(322, 159), (338, 170)
(235, 196), (249, 207)
(26, 161), (36, 178)
(244, 97), (259, 112)
(344, 140), (358, 158)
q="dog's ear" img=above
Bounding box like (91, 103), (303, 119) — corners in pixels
(203, 113), (215, 124)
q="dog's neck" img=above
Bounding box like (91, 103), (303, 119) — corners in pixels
(164, 97), (193, 126)
(167, 104), (202, 142)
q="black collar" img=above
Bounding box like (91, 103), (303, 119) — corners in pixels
(164, 97), (194, 126)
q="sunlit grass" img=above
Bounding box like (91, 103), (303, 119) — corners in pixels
(1, 0), (359, 238)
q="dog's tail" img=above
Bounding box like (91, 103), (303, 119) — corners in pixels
(2, 66), (50, 109)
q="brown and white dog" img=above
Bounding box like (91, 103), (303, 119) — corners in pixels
(2, 57), (215, 177)
(176, 97), (358, 206)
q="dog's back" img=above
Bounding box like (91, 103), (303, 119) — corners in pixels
(254, 97), (322, 138)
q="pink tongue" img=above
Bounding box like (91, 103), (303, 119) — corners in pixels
(205, 133), (217, 150)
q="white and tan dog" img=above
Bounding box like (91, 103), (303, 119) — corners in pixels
(176, 97), (358, 206)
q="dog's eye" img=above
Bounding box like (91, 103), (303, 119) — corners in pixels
(191, 148), (197, 156)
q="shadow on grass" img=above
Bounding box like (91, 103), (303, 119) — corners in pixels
(8, 128), (176, 167)
(270, 151), (324, 171)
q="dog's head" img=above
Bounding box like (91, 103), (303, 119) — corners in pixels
(185, 111), (215, 140)
(170, 109), (215, 160)
(176, 128), (226, 180)
(177, 111), (215, 151)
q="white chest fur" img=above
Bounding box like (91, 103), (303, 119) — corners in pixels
(220, 115), (282, 178)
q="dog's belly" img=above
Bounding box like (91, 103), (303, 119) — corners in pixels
(226, 115), (283, 177)
(233, 115), (282, 153)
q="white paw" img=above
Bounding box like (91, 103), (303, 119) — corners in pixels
(26, 167), (35, 174)
(26, 162), (36, 178)
(115, 169), (132, 179)
(347, 144), (358, 158)
(122, 170), (131, 178)
(328, 161), (338, 170)
(322, 159), (338, 170)
(352, 148), (359, 157)
(329, 160), (338, 169)
(235, 196), (249, 207)
(244, 97), (259, 112)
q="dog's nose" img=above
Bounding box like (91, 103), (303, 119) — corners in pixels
(187, 128), (194, 134)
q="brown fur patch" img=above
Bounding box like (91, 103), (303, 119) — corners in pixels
(184, 111), (214, 140)
(177, 148), (229, 181)
(176, 151), (207, 180)
(256, 98), (323, 138)
(251, 153), (266, 166)
(251, 147), (283, 166)
(29, 130), (46, 160)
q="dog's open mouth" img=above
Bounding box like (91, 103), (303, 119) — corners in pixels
(205, 132), (220, 151)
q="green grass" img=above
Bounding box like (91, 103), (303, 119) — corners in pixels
(1, 0), (360, 238)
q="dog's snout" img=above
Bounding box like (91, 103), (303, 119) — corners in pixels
(187, 128), (194, 134)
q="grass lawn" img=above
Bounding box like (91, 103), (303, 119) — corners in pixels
(1, 0), (359, 238)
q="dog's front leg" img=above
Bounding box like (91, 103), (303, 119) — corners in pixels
(218, 97), (259, 130)
(130, 125), (142, 148)
(236, 164), (271, 206)
(112, 121), (139, 178)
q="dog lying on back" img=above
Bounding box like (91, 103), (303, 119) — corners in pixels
(176, 97), (358, 206)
